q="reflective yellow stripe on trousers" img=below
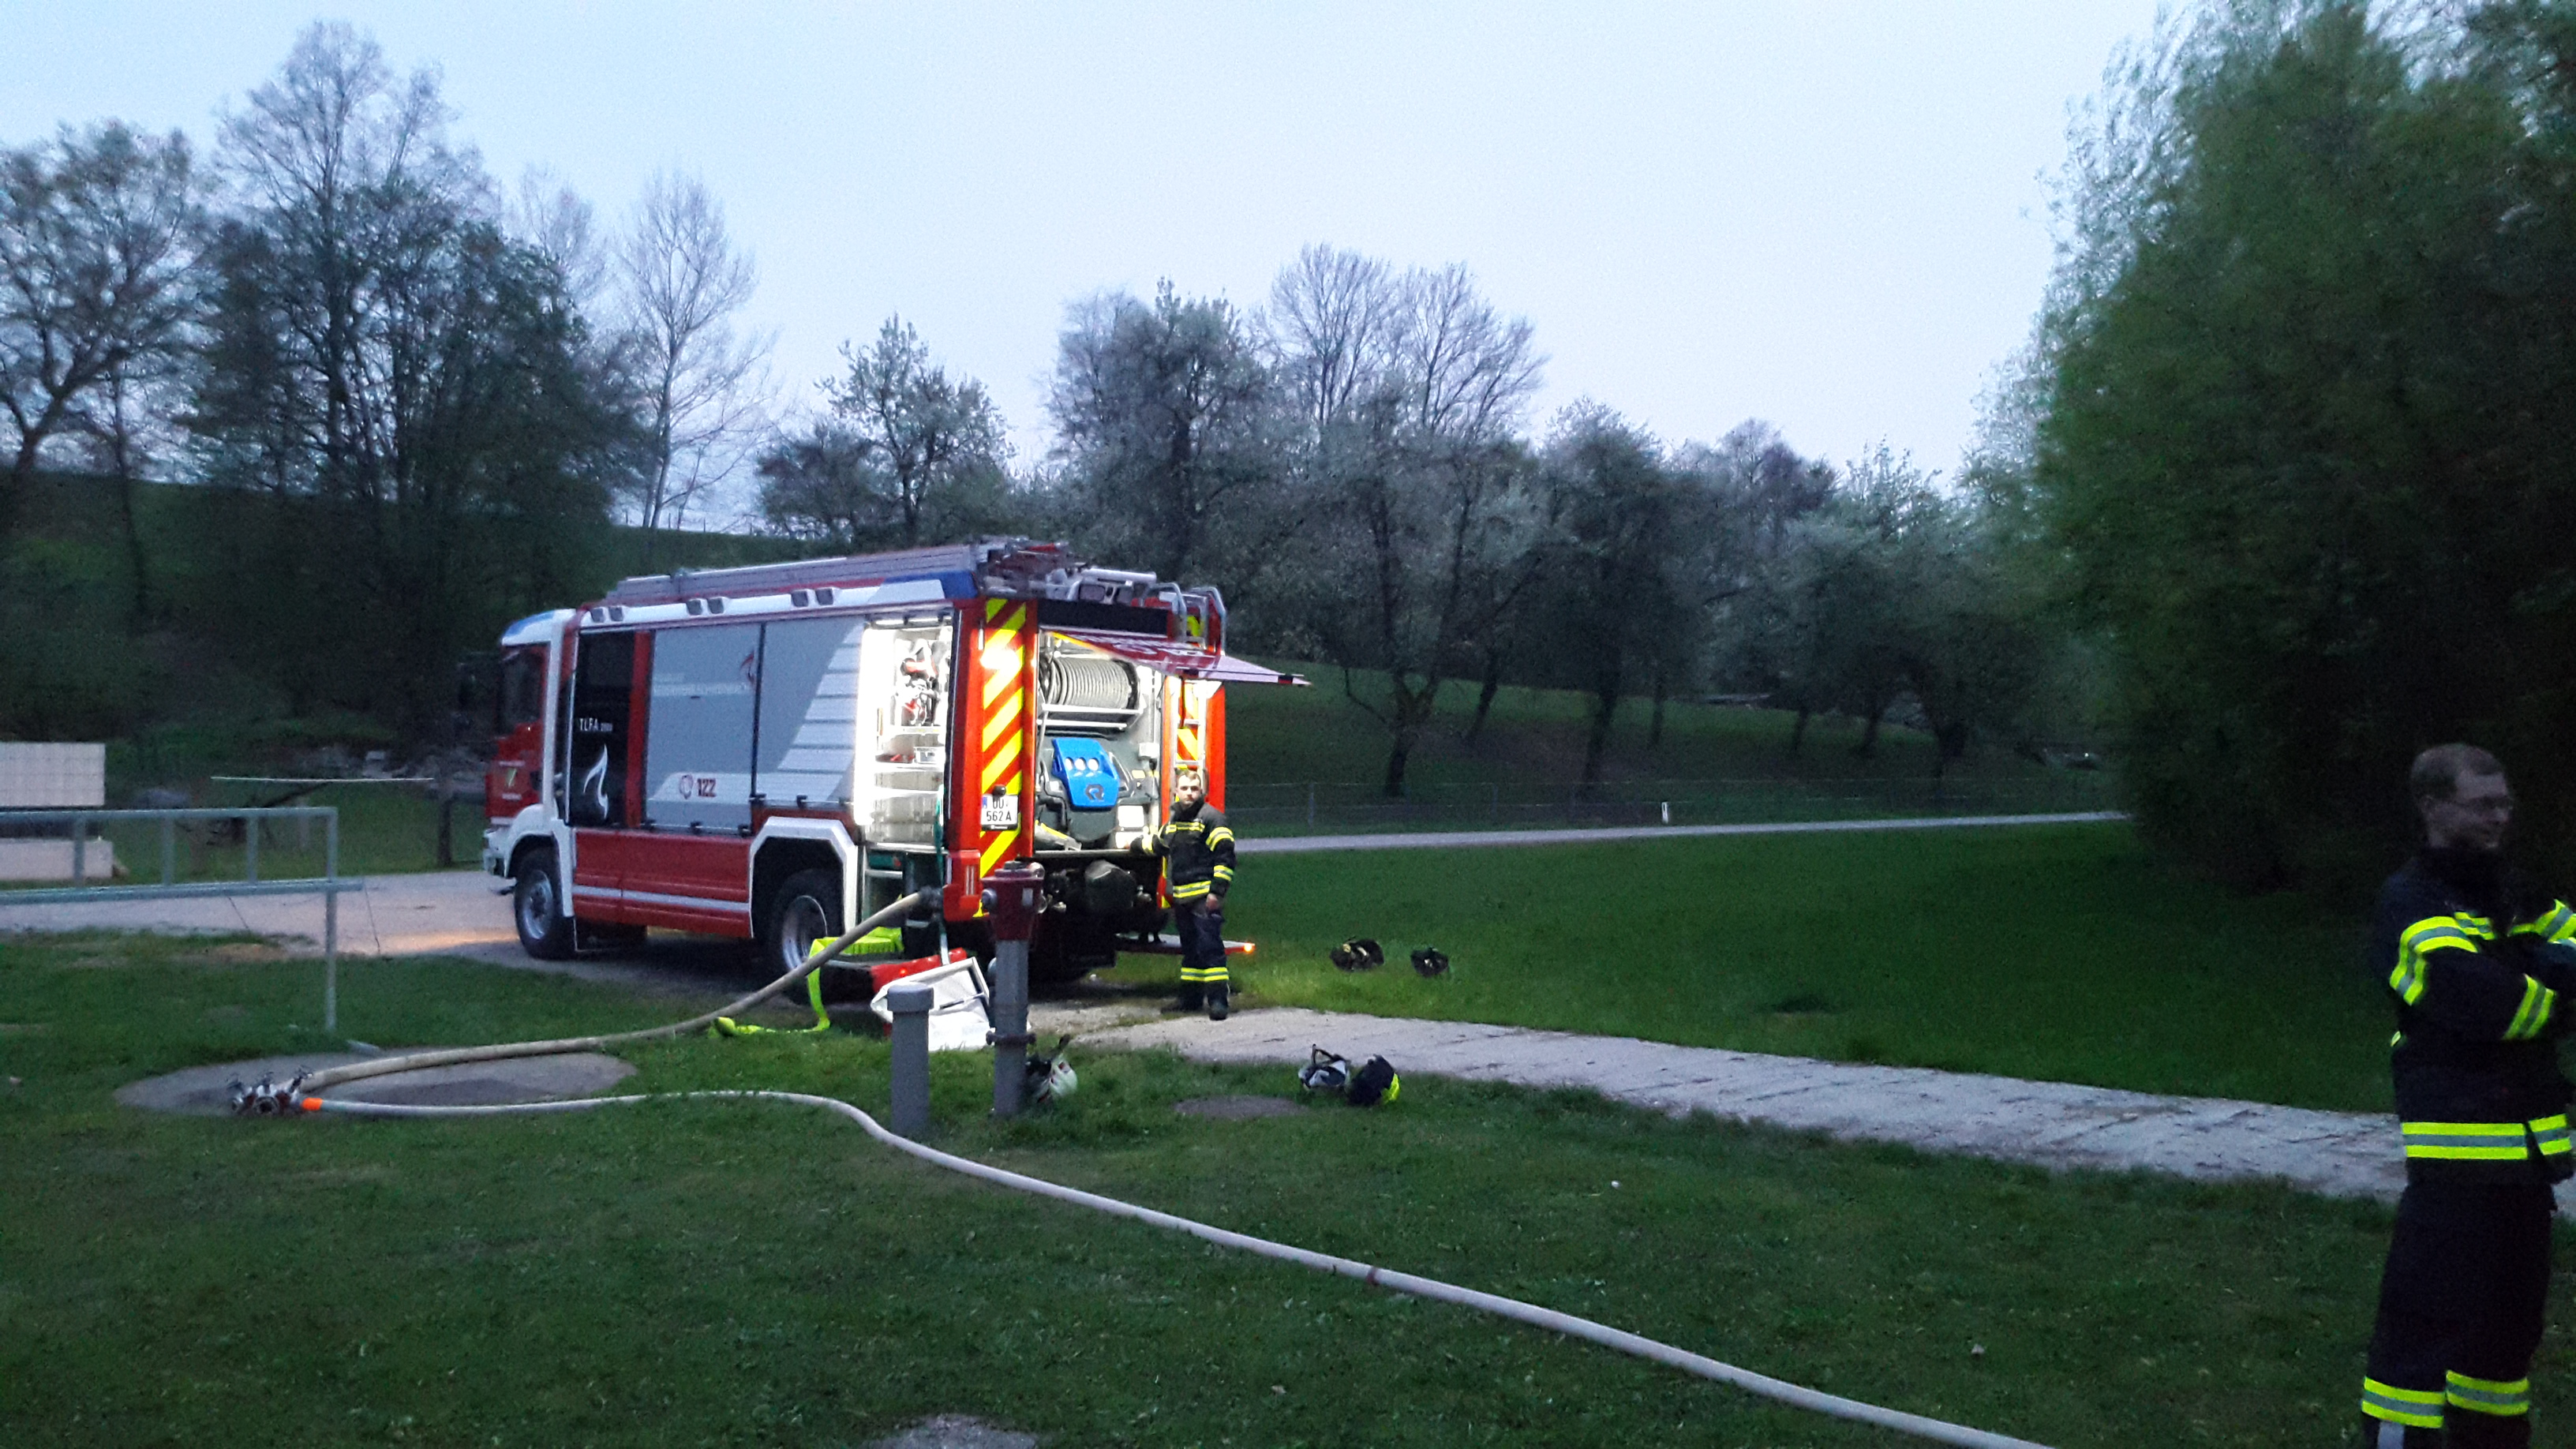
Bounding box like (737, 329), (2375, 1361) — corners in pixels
(2400, 1117), (2572, 1160)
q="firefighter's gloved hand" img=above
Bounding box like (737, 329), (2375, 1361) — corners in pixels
(1196, 897), (1222, 916)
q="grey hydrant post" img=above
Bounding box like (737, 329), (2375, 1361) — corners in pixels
(887, 983), (934, 1139)
(982, 861), (1044, 1119)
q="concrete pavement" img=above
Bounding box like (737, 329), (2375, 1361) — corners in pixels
(1080, 1009), (2409, 1204)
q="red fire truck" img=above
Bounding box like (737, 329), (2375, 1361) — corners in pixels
(481, 540), (1302, 985)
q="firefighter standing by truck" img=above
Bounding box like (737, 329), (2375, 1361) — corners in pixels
(2358, 744), (2576, 1448)
(1151, 766), (1235, 1020)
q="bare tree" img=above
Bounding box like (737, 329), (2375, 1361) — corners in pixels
(509, 166), (608, 312)
(1264, 248), (1544, 795)
(1264, 244), (1403, 436)
(615, 169), (768, 558)
(0, 122), (199, 540)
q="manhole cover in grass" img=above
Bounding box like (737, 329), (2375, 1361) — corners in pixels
(1174, 1094), (1302, 1119)
(868, 1416), (1036, 1448)
(117, 1052), (636, 1115)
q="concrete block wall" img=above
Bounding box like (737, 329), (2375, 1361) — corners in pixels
(0, 839), (117, 882)
(0, 743), (107, 809)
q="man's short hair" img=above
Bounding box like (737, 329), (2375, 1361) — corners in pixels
(2412, 743), (2505, 803)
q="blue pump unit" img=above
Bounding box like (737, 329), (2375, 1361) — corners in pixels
(1049, 737), (1121, 810)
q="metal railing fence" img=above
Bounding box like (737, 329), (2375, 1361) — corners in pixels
(0, 806), (359, 1030)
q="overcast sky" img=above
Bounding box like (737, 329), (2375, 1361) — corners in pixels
(3, 2), (2166, 488)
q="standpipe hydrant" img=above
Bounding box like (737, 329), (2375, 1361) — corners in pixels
(981, 861), (1044, 1118)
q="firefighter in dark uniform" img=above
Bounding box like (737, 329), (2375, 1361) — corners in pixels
(1149, 766), (1236, 1020)
(2359, 744), (2576, 1448)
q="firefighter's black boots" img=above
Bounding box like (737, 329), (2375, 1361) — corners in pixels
(1207, 982), (1229, 1021)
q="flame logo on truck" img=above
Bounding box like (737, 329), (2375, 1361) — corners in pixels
(579, 747), (610, 822)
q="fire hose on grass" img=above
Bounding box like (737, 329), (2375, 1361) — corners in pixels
(231, 889), (942, 1111)
(236, 889), (2053, 1449)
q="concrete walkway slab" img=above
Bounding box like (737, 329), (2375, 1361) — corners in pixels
(1083, 1008), (2410, 1205)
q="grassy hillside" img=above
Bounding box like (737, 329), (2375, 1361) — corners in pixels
(1222, 664), (2106, 831)
(0, 469), (800, 745)
(2, 470), (2101, 852)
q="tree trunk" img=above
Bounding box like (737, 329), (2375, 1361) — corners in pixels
(118, 467), (152, 624)
(1580, 668), (1621, 795)
(1789, 705), (1810, 757)
(1379, 675), (1440, 798)
(1854, 703), (1885, 758)
(1466, 648), (1505, 743)
(1649, 665), (1668, 749)
(1382, 739), (1412, 798)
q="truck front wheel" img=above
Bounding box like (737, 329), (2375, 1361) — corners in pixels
(513, 847), (575, 960)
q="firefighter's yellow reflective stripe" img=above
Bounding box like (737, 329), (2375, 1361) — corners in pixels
(2544, 901), (2576, 944)
(2391, 1031), (2406, 1048)
(2506, 976), (2556, 1040)
(2363, 1379), (2447, 1427)
(1164, 820), (1205, 836)
(2393, 919), (2481, 1004)
(1177, 964), (1229, 983)
(2401, 919), (2478, 950)
(1171, 880), (1211, 899)
(1206, 827), (1236, 848)
(2456, 913), (2497, 939)
(2447, 1371), (2531, 1416)
(1212, 864), (1234, 881)
(2535, 1115), (2573, 1157)
(2513, 902), (2575, 942)
(2401, 1121), (2533, 1159)
(979, 829), (1020, 874)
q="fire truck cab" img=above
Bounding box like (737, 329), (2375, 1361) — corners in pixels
(481, 539), (1302, 985)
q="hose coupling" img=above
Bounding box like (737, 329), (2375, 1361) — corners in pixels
(229, 1072), (310, 1116)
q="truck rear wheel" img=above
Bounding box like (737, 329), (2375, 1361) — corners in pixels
(513, 847), (575, 960)
(765, 868), (842, 985)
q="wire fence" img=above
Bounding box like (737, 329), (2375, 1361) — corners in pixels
(1222, 772), (2117, 836)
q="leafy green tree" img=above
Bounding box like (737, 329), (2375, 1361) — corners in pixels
(1526, 404), (1717, 791)
(190, 23), (629, 732)
(2033, 2), (2576, 886)
(1046, 281), (1279, 584)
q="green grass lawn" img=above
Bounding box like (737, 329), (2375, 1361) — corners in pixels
(1190, 822), (2391, 1114)
(2, 933), (2536, 1448)
(1220, 667), (2109, 833)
